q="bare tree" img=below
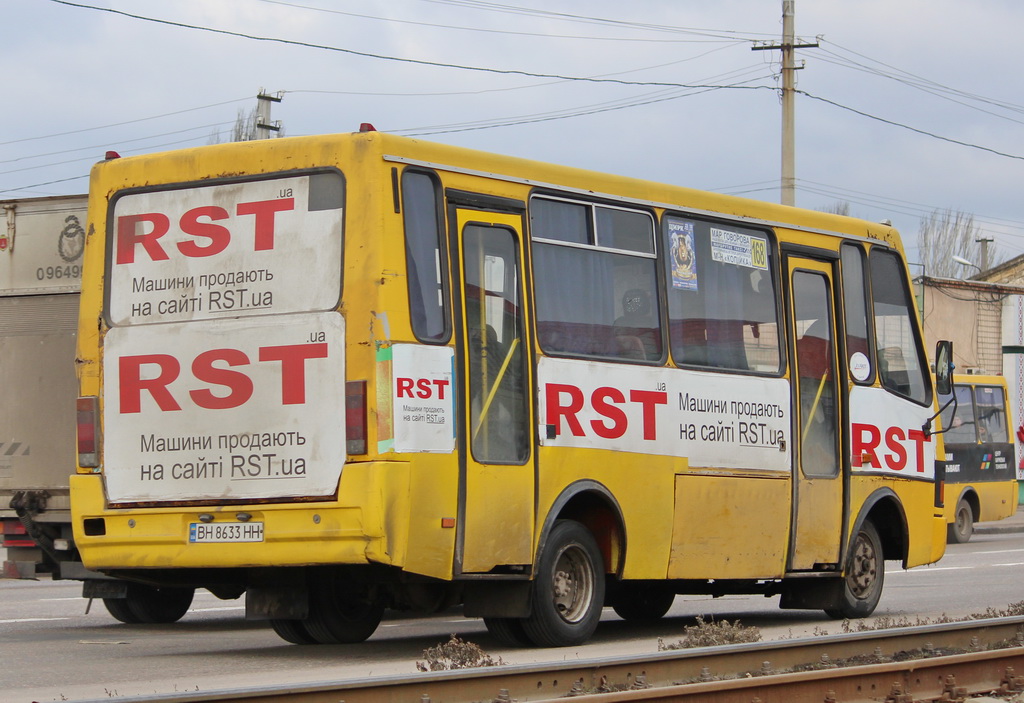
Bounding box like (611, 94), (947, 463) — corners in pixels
(917, 207), (997, 278)
(819, 201), (852, 217)
(208, 106), (285, 144)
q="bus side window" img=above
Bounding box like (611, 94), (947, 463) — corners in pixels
(975, 385), (1009, 442)
(663, 215), (781, 374)
(402, 170), (449, 343)
(868, 248), (929, 404)
(840, 243), (873, 384)
(531, 197), (662, 362)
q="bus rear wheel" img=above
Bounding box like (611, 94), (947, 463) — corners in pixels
(522, 519), (605, 647)
(105, 584), (195, 624)
(483, 617), (533, 646)
(947, 499), (974, 544)
(304, 573), (384, 644)
(610, 583), (675, 622)
(270, 618), (319, 644)
(825, 521), (883, 619)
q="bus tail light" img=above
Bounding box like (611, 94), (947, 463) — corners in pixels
(346, 381), (367, 455)
(934, 461), (945, 508)
(77, 396), (100, 468)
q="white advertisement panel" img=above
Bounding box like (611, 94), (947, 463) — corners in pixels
(102, 312), (346, 503)
(108, 172), (343, 325)
(537, 357), (791, 471)
(849, 385), (936, 479)
(391, 344), (455, 453)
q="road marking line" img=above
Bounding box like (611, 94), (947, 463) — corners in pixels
(0, 617), (69, 624)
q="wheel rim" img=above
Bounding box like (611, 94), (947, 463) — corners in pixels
(848, 531), (879, 598)
(956, 507), (970, 535)
(550, 543), (595, 624)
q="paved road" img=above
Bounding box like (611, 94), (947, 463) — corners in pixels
(5, 528), (1024, 702)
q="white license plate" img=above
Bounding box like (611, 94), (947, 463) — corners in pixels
(189, 522), (264, 543)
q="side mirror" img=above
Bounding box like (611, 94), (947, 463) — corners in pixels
(935, 340), (954, 396)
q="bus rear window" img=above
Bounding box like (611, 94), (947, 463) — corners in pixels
(107, 171), (344, 327)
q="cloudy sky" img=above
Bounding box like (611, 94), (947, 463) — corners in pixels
(7, 0), (1024, 268)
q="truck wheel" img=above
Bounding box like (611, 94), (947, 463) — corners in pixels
(126, 584), (195, 623)
(824, 520), (884, 619)
(610, 583), (675, 622)
(522, 519), (605, 647)
(947, 499), (974, 544)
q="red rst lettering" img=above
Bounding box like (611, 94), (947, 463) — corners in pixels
(884, 426), (908, 470)
(630, 389), (668, 440)
(546, 383), (586, 437)
(852, 423), (882, 468)
(258, 342), (329, 405)
(177, 206), (230, 258)
(397, 377), (415, 398)
(907, 429), (930, 472)
(119, 354), (181, 413)
(590, 387), (627, 439)
(189, 349), (254, 409)
(236, 198), (295, 251)
(116, 213), (170, 264)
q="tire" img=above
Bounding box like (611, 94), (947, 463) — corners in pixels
(124, 584), (195, 624)
(304, 573), (384, 644)
(522, 519), (605, 647)
(824, 521), (884, 619)
(610, 583), (675, 622)
(103, 596), (142, 624)
(270, 618), (320, 645)
(947, 499), (974, 544)
(484, 617), (533, 646)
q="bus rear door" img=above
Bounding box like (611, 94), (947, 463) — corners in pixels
(450, 203), (534, 575)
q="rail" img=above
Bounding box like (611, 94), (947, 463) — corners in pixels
(69, 615), (1024, 703)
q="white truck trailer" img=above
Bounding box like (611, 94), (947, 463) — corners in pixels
(1, 194), (86, 578)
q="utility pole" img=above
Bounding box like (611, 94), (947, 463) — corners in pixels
(255, 89), (284, 140)
(751, 1), (818, 207)
(976, 236), (994, 271)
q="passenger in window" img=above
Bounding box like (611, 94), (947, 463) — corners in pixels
(614, 288), (659, 360)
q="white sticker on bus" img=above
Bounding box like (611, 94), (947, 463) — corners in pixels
(538, 357), (791, 471)
(102, 312), (346, 503)
(389, 344), (455, 453)
(109, 173), (343, 326)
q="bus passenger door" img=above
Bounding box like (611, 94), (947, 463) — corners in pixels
(450, 206), (535, 575)
(786, 256), (844, 571)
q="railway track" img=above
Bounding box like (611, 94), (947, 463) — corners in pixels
(69, 616), (1024, 703)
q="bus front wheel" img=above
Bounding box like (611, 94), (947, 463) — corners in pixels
(824, 521), (884, 619)
(522, 519), (605, 647)
(947, 499), (974, 544)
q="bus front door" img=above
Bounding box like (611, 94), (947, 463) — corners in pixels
(450, 207), (535, 575)
(787, 257), (844, 571)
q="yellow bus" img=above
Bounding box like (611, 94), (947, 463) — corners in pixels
(938, 374), (1017, 543)
(72, 129), (951, 646)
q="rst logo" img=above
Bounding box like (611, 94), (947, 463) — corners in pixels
(852, 422), (931, 473)
(396, 377), (450, 400)
(118, 342), (327, 413)
(545, 383), (668, 440)
(116, 198), (294, 264)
